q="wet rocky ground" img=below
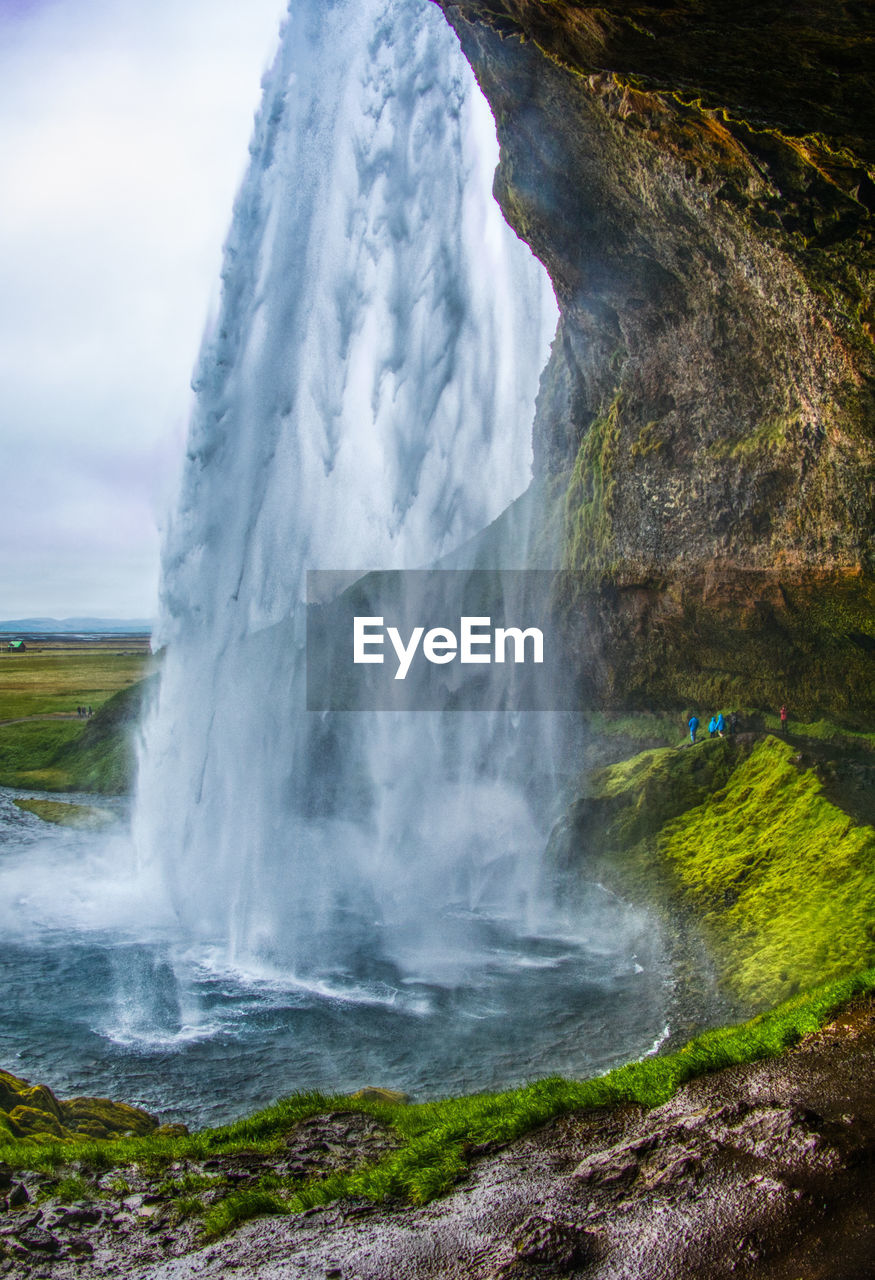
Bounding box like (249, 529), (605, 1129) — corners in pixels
(1, 1001), (872, 1278)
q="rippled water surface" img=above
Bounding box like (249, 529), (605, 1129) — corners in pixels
(0, 789), (669, 1129)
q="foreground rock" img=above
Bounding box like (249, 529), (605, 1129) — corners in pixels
(12, 800), (116, 831)
(2, 1000), (871, 1278)
(0, 1070), (161, 1143)
(0, 1111), (398, 1276)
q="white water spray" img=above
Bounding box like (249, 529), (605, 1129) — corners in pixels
(134, 0), (560, 983)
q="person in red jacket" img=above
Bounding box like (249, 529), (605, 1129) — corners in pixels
(780, 704), (788, 736)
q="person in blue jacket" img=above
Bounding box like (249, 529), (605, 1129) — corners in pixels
(688, 714), (699, 744)
(708, 716), (717, 738)
(716, 712), (725, 737)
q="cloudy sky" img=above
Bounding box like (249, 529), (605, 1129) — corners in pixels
(0, 0), (287, 620)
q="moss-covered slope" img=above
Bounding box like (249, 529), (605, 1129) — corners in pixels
(554, 734), (875, 1010)
(0, 676), (156, 794)
(660, 737), (875, 1003)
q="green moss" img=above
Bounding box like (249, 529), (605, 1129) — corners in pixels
(585, 710), (680, 747)
(13, 799), (116, 830)
(584, 736), (746, 850)
(556, 731), (875, 1014)
(564, 390), (623, 575)
(660, 736), (875, 1004)
(707, 413), (796, 459)
(0, 1067), (158, 1142)
(630, 420), (667, 459)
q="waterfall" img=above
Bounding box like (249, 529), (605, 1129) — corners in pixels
(133, 0), (560, 987)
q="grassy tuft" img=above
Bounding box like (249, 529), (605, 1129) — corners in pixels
(201, 1188), (288, 1239)
(52, 1173), (94, 1204)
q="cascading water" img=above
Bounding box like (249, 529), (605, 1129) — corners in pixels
(134, 0), (561, 978)
(0, 0), (670, 1126)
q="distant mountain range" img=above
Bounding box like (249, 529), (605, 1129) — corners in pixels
(0, 617), (152, 634)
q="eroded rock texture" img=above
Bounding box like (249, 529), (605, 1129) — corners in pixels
(434, 0), (875, 720)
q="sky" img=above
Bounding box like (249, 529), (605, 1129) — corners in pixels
(0, 0), (287, 620)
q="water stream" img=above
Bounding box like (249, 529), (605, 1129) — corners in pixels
(0, 0), (671, 1127)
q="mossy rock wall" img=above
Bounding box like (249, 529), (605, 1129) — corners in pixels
(436, 0), (875, 722)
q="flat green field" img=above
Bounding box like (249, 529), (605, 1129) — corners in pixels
(0, 642), (152, 722)
(0, 640), (155, 793)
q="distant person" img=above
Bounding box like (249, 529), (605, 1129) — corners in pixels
(708, 716), (717, 738)
(729, 710), (739, 735)
(780, 704), (788, 736)
(87, 705), (93, 718)
(716, 712), (725, 738)
(688, 714), (699, 745)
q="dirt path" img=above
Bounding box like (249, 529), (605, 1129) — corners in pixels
(4, 999), (872, 1279)
(0, 714), (82, 726)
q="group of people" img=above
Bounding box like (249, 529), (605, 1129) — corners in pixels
(687, 710), (739, 744)
(76, 705), (93, 719)
(687, 705), (789, 744)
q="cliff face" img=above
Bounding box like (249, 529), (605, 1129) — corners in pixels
(434, 1), (875, 722)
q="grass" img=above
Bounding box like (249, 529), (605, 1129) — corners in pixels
(53, 1173), (95, 1204)
(761, 713), (875, 749)
(0, 643), (155, 792)
(2, 967), (872, 1239)
(0, 675), (157, 793)
(0, 647), (152, 721)
(0, 721), (84, 790)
